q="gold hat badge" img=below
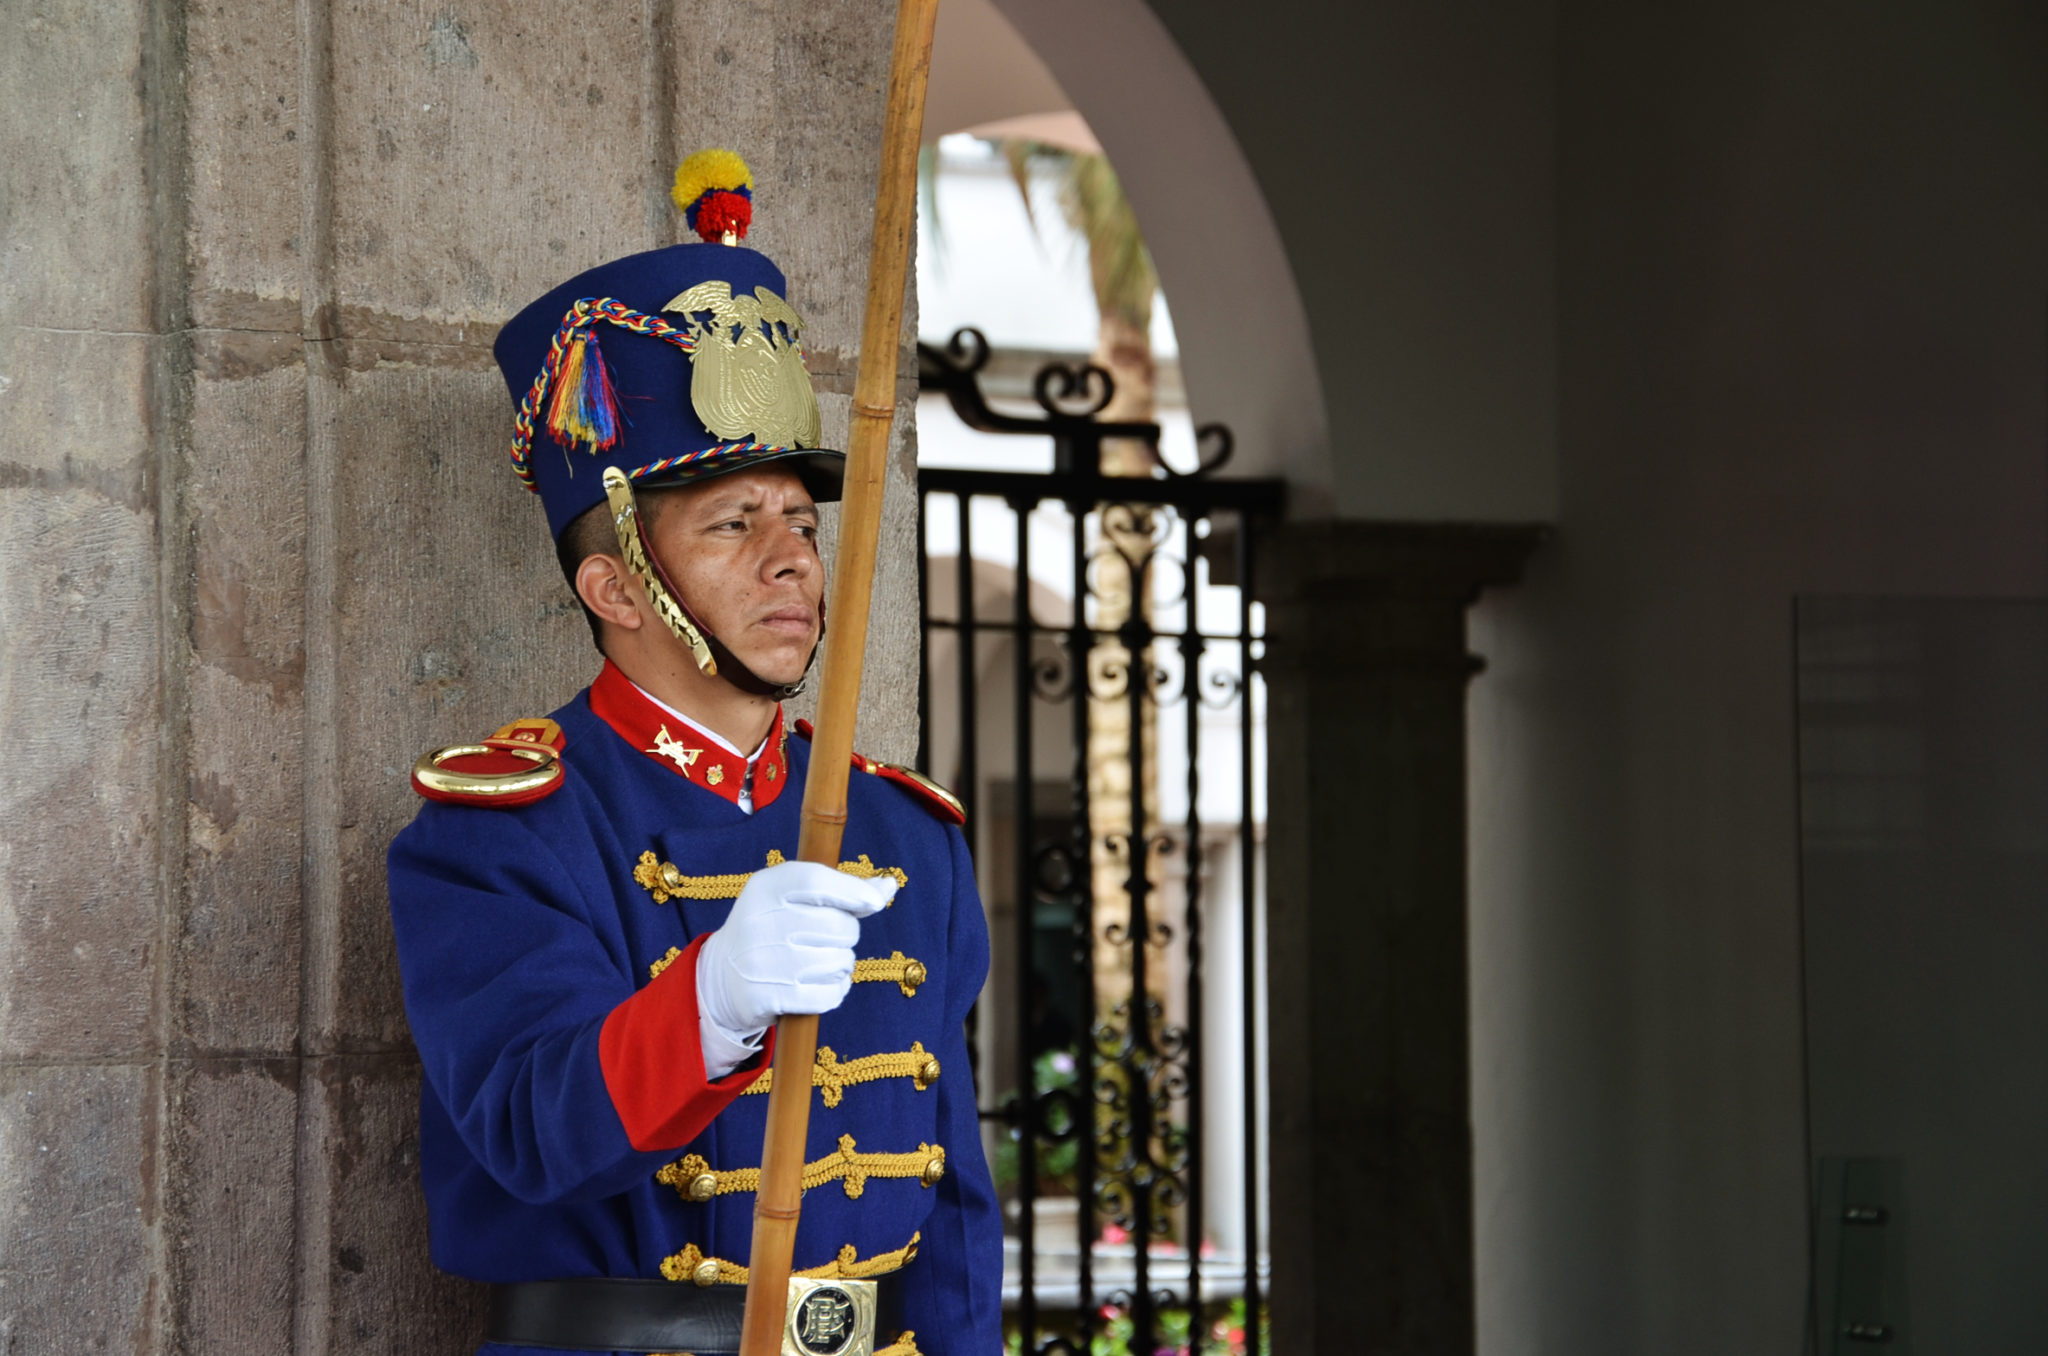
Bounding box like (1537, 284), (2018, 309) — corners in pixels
(663, 279), (823, 449)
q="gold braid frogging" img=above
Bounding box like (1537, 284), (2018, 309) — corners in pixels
(738, 1042), (940, 1108)
(658, 1229), (922, 1286)
(656, 1134), (944, 1204)
(648, 947), (927, 998)
(635, 849), (908, 905)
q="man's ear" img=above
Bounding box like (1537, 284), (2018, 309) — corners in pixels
(574, 553), (644, 633)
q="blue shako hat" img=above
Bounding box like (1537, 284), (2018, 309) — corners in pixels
(493, 152), (844, 540)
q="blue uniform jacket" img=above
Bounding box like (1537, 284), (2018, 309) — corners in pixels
(386, 662), (1001, 1355)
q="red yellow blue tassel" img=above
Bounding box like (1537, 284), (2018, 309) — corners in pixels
(545, 328), (623, 453)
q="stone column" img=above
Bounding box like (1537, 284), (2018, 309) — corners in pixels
(1259, 521), (1542, 1356)
(0, 4), (917, 1351)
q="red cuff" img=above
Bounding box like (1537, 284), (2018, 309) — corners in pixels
(599, 933), (775, 1152)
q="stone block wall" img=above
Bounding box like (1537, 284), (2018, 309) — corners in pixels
(0, 3), (919, 1350)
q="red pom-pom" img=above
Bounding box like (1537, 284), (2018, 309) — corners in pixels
(693, 190), (753, 242)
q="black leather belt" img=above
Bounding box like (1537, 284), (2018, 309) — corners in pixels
(486, 1274), (903, 1353)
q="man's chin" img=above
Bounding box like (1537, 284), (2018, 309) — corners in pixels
(728, 642), (814, 691)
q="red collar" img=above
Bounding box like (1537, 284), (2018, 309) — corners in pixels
(588, 660), (789, 810)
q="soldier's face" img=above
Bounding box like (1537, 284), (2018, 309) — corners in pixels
(647, 466), (824, 686)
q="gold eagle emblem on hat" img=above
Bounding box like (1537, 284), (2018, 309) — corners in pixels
(663, 280), (823, 449)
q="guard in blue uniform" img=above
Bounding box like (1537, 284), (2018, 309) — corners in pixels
(387, 151), (1000, 1356)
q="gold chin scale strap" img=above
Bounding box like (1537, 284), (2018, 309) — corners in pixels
(603, 466), (719, 676)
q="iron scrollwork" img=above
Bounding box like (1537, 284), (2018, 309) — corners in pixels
(918, 332), (1283, 1356)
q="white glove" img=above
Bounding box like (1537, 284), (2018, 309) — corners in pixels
(695, 860), (899, 1078)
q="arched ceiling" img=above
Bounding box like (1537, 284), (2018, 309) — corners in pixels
(919, 0), (1331, 505)
(925, 0), (1091, 150)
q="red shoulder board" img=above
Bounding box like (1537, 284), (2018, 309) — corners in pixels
(793, 719), (965, 826)
(411, 718), (567, 808)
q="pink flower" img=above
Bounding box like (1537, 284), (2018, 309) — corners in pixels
(1100, 1222), (1130, 1244)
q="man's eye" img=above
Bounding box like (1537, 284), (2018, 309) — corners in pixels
(794, 524), (817, 540)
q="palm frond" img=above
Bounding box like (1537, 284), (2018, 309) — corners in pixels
(984, 138), (1155, 335)
(1057, 153), (1155, 334)
(998, 138), (1041, 235)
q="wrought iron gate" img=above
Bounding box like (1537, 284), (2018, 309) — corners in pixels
(914, 330), (1281, 1356)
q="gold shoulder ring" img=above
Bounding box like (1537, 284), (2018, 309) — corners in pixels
(412, 740), (562, 798)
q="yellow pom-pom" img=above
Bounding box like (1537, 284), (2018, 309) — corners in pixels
(672, 148), (754, 214)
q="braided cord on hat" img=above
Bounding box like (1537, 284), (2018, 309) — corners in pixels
(508, 298), (698, 492)
(627, 441), (795, 482)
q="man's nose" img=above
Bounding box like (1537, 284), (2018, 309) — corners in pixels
(763, 528), (817, 580)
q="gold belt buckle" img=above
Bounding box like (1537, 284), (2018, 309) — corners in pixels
(782, 1275), (877, 1356)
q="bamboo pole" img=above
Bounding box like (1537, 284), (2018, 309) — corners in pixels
(737, 1), (940, 1351)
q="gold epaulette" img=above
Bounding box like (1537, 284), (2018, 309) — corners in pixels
(792, 720), (966, 825)
(410, 718), (566, 808)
